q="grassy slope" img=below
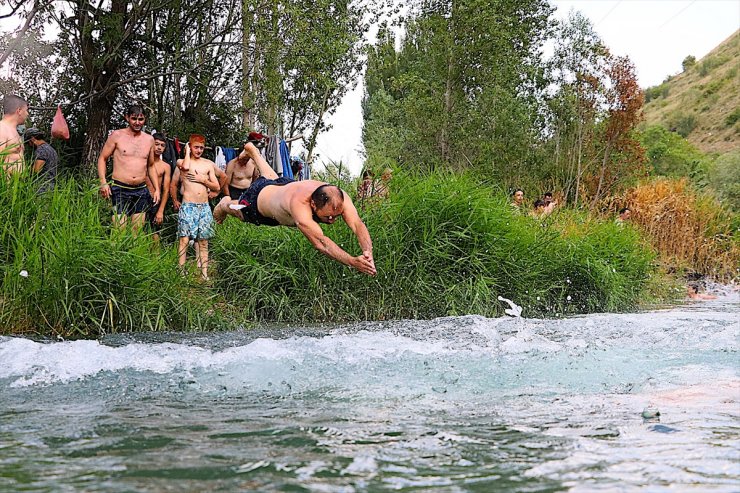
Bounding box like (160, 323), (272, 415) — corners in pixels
(642, 30), (739, 155)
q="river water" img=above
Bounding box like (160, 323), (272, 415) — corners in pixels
(1, 295), (738, 492)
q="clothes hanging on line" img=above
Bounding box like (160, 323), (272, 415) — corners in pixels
(222, 147), (238, 163)
(161, 139), (178, 169)
(279, 140), (293, 180)
(214, 147), (227, 171)
(264, 136), (282, 176)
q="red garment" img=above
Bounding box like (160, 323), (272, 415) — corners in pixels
(174, 138), (181, 155)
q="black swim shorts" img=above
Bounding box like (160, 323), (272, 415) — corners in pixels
(238, 176), (294, 226)
(111, 181), (152, 216)
(229, 185), (247, 200)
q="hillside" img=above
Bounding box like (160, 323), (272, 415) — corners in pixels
(642, 30), (739, 155)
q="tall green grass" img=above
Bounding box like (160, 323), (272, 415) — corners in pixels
(0, 172), (225, 337)
(211, 171), (656, 321)
(1, 169), (658, 337)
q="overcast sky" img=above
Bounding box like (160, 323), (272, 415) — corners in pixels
(303, 0), (740, 175)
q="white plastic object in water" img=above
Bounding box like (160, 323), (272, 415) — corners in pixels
(498, 296), (522, 317)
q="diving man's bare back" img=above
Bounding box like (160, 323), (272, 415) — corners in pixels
(214, 143), (376, 276)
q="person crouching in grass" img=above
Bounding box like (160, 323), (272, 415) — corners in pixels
(176, 135), (220, 280)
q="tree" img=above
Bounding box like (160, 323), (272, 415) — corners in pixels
(363, 0), (553, 178)
(1, 0), (370, 172)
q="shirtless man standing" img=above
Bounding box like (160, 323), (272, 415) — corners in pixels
(214, 143), (376, 276)
(176, 135), (220, 279)
(224, 147), (259, 199)
(147, 133), (172, 241)
(97, 105), (160, 229)
(0, 95), (29, 174)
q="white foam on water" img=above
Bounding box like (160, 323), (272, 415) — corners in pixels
(500, 327), (562, 354)
(1, 302), (737, 394)
(0, 330), (476, 388)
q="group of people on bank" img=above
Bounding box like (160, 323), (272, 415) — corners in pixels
(510, 188), (632, 225)
(1, 97), (377, 279)
(510, 188), (560, 218)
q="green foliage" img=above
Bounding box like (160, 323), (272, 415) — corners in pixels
(639, 125), (710, 185)
(644, 83), (670, 103)
(698, 54), (729, 76)
(702, 78), (726, 98)
(668, 111), (698, 137)
(0, 169), (659, 336)
(682, 55), (696, 71)
(0, 174), (224, 337)
(363, 0), (553, 178)
(725, 108), (740, 127)
(211, 171), (656, 320)
(709, 151), (740, 210)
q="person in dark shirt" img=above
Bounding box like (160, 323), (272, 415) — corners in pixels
(24, 127), (58, 192)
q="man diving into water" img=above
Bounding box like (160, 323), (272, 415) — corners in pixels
(213, 143), (376, 276)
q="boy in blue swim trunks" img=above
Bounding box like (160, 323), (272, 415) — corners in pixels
(176, 134), (220, 279)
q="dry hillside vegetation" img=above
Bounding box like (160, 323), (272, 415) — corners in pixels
(643, 30), (739, 155)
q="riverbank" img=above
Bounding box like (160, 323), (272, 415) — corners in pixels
(2, 171), (667, 337)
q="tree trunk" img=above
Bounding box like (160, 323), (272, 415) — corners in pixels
(241, 0), (253, 131)
(83, 95), (114, 171)
(591, 139), (613, 211)
(78, 0), (128, 172)
(440, 4), (455, 166)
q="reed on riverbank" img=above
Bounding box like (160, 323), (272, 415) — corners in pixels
(1, 170), (658, 337)
(0, 173), (225, 337)
(211, 171), (656, 322)
(618, 177), (739, 280)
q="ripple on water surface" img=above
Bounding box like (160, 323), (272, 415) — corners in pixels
(0, 297), (738, 492)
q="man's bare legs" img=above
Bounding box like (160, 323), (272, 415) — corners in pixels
(111, 212), (146, 232)
(197, 240), (209, 280)
(178, 236), (189, 272)
(178, 237), (209, 280)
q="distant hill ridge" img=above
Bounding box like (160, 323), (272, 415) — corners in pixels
(642, 30), (739, 155)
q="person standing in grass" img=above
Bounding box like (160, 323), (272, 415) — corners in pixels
(225, 146), (259, 200)
(24, 128), (58, 192)
(616, 207), (632, 226)
(97, 104), (160, 230)
(510, 188), (524, 212)
(171, 154), (227, 267)
(176, 135), (220, 280)
(214, 142), (376, 276)
(147, 133), (172, 242)
(0, 94), (28, 174)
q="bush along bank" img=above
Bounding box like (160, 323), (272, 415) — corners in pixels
(2, 170), (658, 337)
(0, 173), (227, 337)
(210, 171), (657, 322)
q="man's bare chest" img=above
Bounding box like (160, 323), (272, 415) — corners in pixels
(116, 140), (150, 160)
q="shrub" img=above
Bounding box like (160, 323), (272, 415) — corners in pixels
(639, 125), (710, 185)
(669, 112), (697, 137)
(725, 108), (740, 127)
(0, 173), (226, 337)
(1, 169), (662, 336)
(212, 171), (657, 320)
(709, 151), (740, 211)
(621, 177), (739, 280)
(682, 55), (696, 71)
